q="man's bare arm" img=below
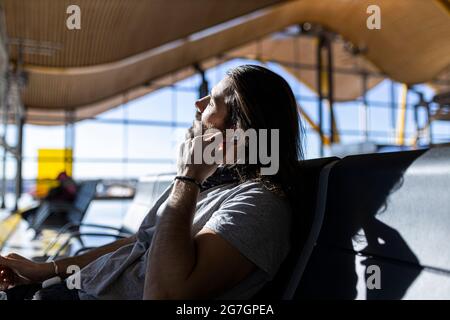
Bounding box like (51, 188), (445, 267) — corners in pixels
(0, 234), (136, 288)
(54, 235), (137, 278)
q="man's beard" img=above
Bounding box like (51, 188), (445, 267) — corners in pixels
(187, 111), (225, 139)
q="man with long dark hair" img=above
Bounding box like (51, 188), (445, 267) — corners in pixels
(0, 65), (303, 300)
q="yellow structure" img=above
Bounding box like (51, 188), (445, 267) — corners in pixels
(36, 149), (73, 198)
(0, 213), (22, 249)
(396, 84), (409, 146)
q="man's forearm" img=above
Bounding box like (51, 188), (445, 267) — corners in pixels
(50, 235), (136, 279)
(144, 180), (199, 299)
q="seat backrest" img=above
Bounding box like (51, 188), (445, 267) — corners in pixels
(121, 173), (175, 233)
(66, 180), (99, 224)
(29, 180), (98, 233)
(296, 145), (450, 299)
(253, 156), (339, 299)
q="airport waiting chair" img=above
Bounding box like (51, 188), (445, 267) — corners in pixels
(42, 173), (175, 260)
(295, 145), (450, 299)
(29, 180), (99, 239)
(253, 156), (340, 299)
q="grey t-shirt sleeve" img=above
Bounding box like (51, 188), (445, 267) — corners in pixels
(204, 183), (292, 279)
(137, 182), (173, 235)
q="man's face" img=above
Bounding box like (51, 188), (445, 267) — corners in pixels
(191, 77), (245, 165)
(194, 77), (231, 134)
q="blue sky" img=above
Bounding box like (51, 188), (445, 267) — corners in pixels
(3, 58), (449, 180)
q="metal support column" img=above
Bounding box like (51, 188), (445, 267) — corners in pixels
(325, 36), (335, 144)
(64, 108), (75, 174)
(427, 103), (433, 145)
(14, 109), (24, 211)
(390, 80), (397, 133)
(0, 72), (8, 209)
(362, 71), (369, 141)
(12, 43), (27, 212)
(194, 63), (209, 99)
(316, 35), (325, 157)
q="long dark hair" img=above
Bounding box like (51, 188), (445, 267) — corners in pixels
(223, 64), (304, 201)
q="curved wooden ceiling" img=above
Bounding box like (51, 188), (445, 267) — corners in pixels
(2, 0), (450, 125)
(5, 0), (283, 67)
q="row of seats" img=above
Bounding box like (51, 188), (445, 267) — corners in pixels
(259, 144), (450, 300)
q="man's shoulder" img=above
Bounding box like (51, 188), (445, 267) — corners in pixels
(222, 180), (291, 213)
(229, 180), (285, 197)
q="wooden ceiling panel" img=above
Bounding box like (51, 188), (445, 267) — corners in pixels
(4, 0), (285, 67)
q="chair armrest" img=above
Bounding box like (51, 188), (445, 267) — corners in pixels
(76, 223), (125, 233)
(43, 223), (128, 256)
(73, 246), (96, 256)
(47, 232), (129, 261)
